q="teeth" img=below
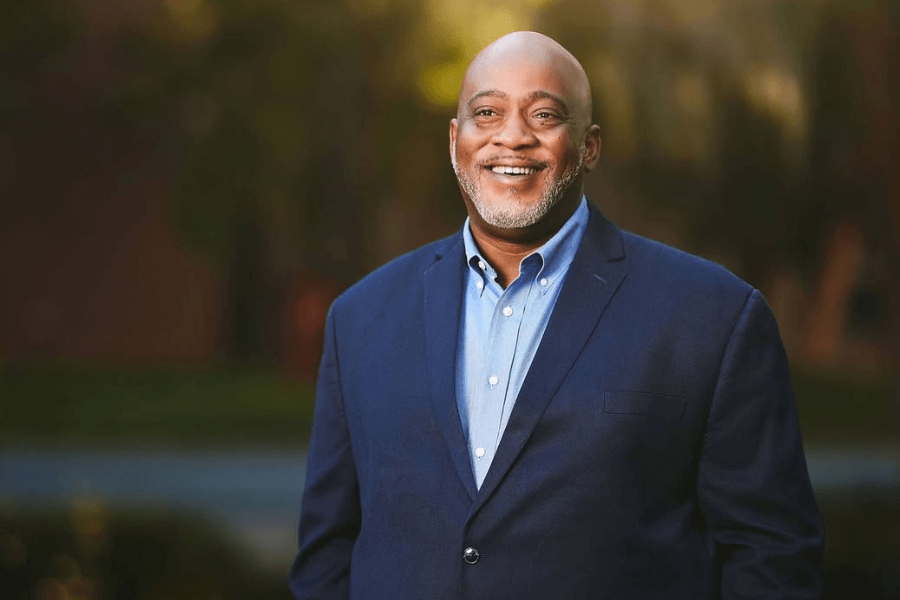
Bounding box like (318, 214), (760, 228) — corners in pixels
(491, 166), (538, 175)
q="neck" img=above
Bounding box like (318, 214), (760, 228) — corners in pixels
(469, 231), (548, 288)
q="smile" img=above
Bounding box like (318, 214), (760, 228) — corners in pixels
(489, 166), (540, 176)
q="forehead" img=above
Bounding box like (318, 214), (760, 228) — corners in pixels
(461, 49), (577, 107)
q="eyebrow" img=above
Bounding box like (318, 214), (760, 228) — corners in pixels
(525, 90), (569, 113)
(465, 89), (571, 115)
(466, 89), (508, 108)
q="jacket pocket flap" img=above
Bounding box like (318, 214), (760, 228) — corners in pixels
(603, 391), (686, 421)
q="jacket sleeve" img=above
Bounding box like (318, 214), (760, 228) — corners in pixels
(698, 289), (825, 599)
(290, 306), (360, 600)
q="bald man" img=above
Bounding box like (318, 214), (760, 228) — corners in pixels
(290, 32), (824, 600)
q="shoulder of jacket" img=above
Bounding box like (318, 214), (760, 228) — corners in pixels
(619, 230), (754, 298)
(332, 231), (462, 310)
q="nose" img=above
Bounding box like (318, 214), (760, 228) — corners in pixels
(491, 112), (538, 149)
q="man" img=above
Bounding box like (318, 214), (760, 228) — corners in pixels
(291, 31), (824, 599)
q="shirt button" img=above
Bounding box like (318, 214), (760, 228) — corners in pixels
(540, 277), (548, 286)
(488, 375), (499, 386)
(463, 547), (480, 564)
(478, 260), (486, 270)
(502, 306), (513, 317)
(475, 447), (486, 458)
(476, 280), (483, 290)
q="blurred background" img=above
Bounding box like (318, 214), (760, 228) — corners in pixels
(1, 0), (898, 598)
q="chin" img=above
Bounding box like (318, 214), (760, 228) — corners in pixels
(474, 193), (558, 229)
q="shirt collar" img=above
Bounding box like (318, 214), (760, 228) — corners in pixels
(462, 196), (590, 296)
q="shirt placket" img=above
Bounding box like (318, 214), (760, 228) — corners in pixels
(470, 261), (538, 487)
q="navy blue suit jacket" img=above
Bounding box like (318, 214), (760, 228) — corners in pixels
(291, 204), (825, 599)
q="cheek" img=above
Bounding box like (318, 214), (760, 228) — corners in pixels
(455, 146), (477, 168)
(455, 126), (491, 155)
(544, 131), (581, 155)
(454, 146), (480, 174)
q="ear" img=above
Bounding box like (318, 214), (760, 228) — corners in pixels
(449, 118), (458, 163)
(582, 124), (602, 172)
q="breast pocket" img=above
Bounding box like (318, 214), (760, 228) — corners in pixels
(597, 391), (692, 487)
(603, 391), (687, 422)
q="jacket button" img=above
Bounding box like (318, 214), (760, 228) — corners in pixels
(463, 547), (480, 564)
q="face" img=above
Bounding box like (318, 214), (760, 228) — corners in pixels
(450, 51), (599, 232)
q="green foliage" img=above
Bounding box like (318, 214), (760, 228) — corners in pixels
(793, 371), (899, 444)
(0, 0), (75, 120)
(0, 507), (289, 599)
(821, 494), (900, 571)
(0, 369), (314, 446)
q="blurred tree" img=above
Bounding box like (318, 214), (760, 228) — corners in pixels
(806, 2), (900, 377)
(154, 0), (374, 362)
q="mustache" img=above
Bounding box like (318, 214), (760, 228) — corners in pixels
(476, 155), (549, 169)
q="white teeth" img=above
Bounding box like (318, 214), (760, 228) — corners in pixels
(490, 166), (538, 175)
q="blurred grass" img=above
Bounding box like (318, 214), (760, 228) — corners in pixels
(0, 506), (291, 599)
(793, 371), (899, 445)
(820, 493), (900, 600)
(821, 493), (900, 569)
(0, 369), (315, 447)
(0, 368), (896, 446)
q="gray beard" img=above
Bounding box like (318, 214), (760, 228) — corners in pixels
(453, 145), (585, 229)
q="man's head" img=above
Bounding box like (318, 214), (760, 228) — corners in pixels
(450, 32), (601, 239)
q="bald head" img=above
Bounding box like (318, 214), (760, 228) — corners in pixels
(458, 32), (593, 129)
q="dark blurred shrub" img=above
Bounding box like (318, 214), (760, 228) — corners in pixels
(0, 504), (288, 600)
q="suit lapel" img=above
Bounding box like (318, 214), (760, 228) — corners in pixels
(423, 234), (478, 500)
(473, 206), (628, 510)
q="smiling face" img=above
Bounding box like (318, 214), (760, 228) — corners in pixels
(450, 33), (601, 240)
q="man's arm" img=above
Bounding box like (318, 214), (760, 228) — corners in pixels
(698, 289), (825, 599)
(290, 307), (360, 600)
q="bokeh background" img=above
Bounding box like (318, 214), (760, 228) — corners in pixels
(1, 0), (899, 598)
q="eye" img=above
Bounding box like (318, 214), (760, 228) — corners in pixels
(474, 108), (497, 118)
(534, 110), (559, 121)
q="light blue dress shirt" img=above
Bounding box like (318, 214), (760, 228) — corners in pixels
(456, 197), (590, 488)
